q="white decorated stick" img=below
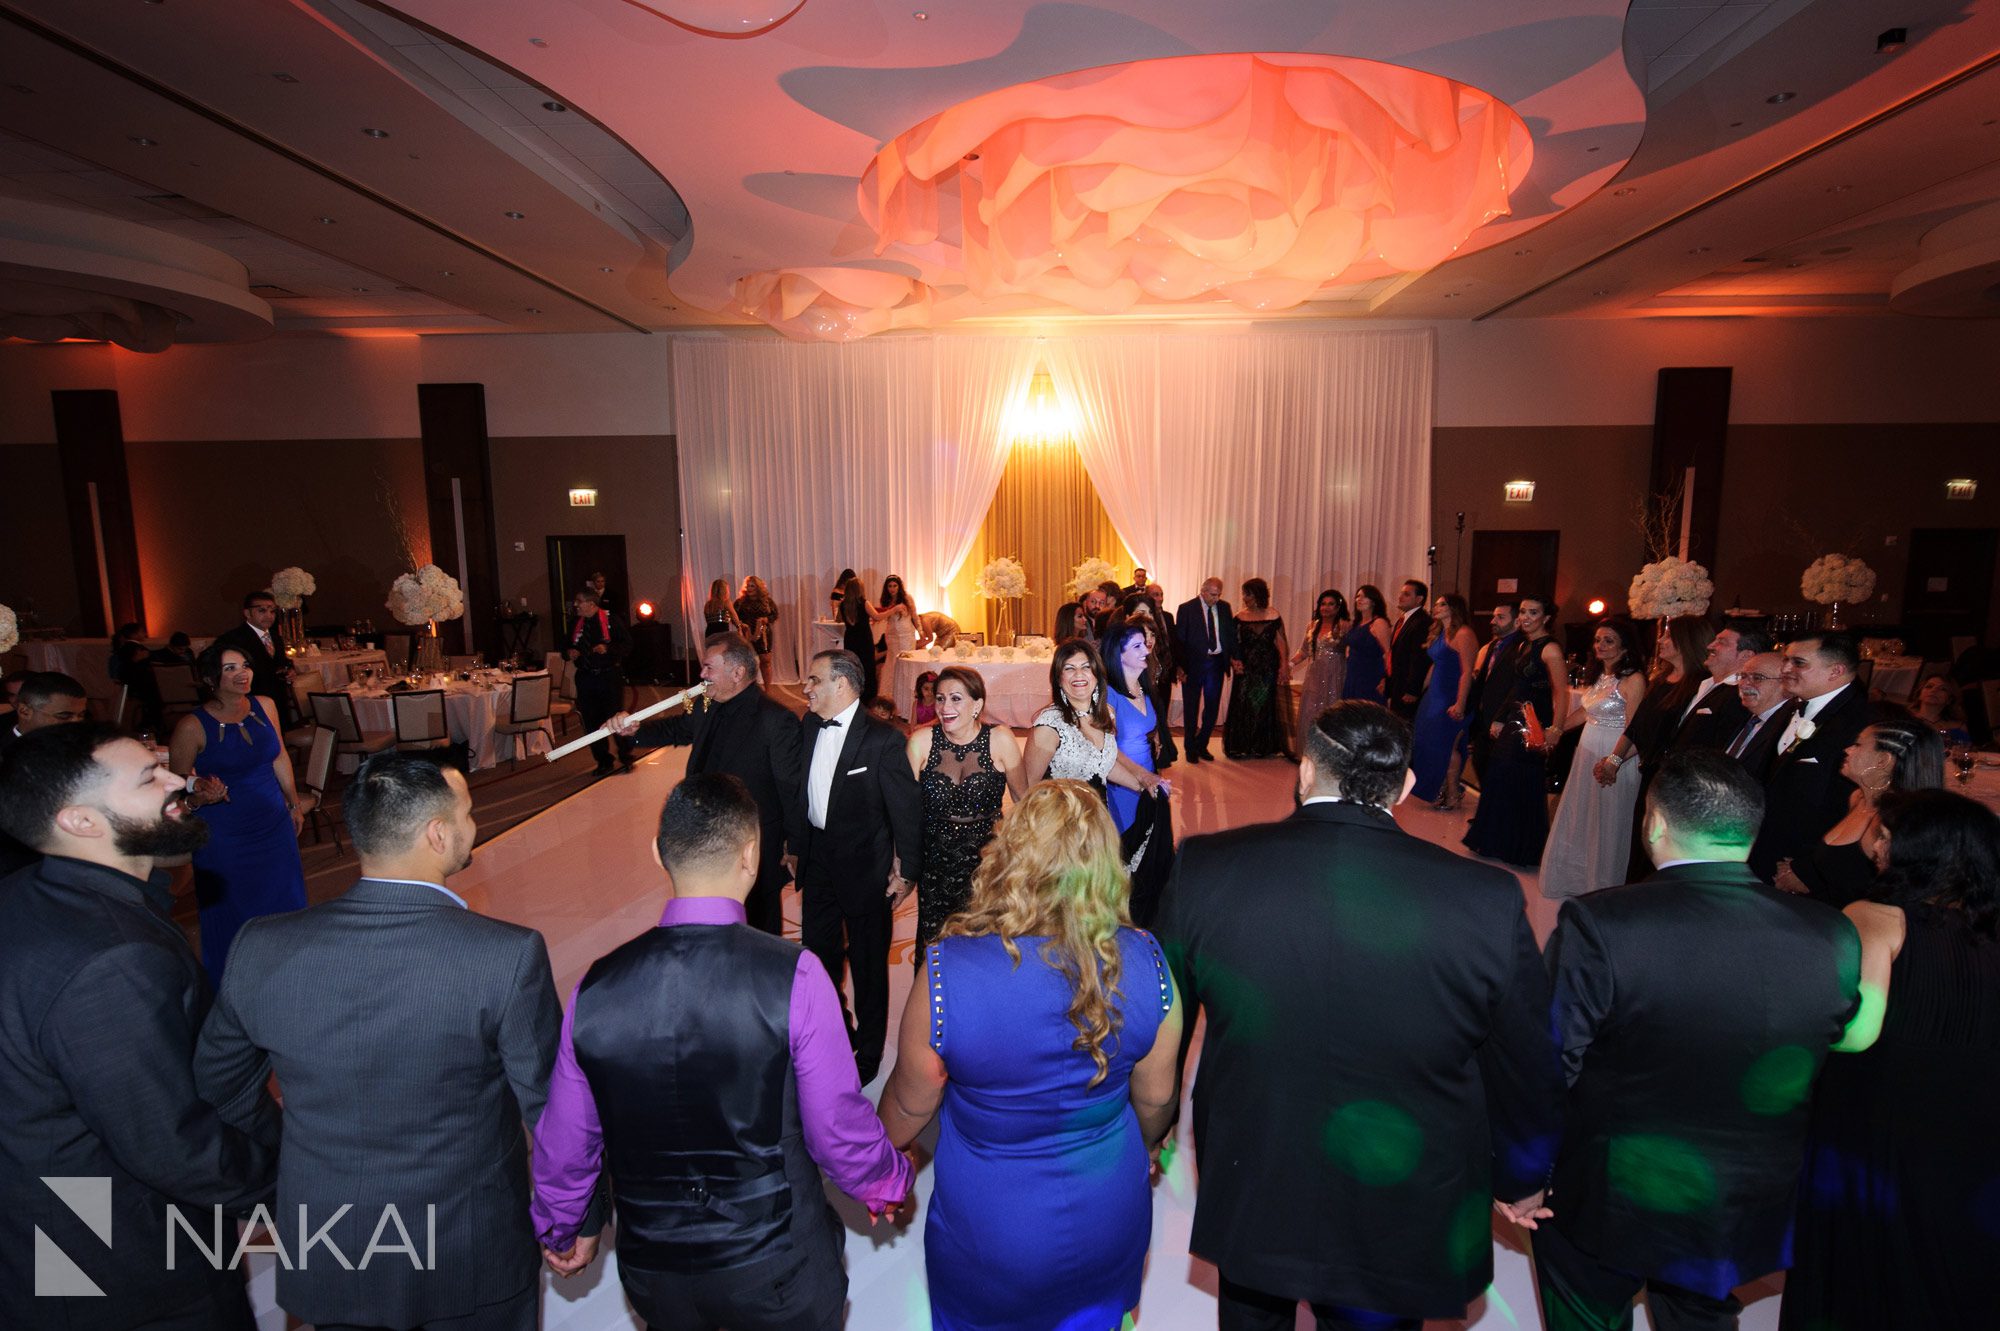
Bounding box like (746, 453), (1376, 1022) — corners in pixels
(544, 682), (707, 762)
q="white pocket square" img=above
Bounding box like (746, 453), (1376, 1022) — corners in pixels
(1695, 707), (1714, 715)
(845, 765), (869, 775)
(1798, 756), (1819, 764)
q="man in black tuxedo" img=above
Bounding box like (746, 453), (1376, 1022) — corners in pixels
(0, 724), (278, 1330)
(1724, 652), (1791, 782)
(215, 588), (296, 723)
(1157, 702), (1562, 1329)
(1119, 565), (1151, 599)
(611, 632), (804, 935)
(1466, 601), (1520, 783)
(566, 585), (635, 776)
(1174, 577), (1239, 763)
(1750, 631), (1872, 879)
(1386, 579), (1434, 720)
(1539, 750), (1860, 1330)
(1667, 625), (1766, 753)
(790, 648), (923, 1083)
(195, 752), (561, 1331)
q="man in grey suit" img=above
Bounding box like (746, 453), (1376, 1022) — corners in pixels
(196, 752), (562, 1331)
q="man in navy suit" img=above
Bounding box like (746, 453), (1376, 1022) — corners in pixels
(1174, 577), (1239, 763)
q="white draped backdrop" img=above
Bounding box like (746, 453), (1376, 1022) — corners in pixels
(671, 328), (1433, 682)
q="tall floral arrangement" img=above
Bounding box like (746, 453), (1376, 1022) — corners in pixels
(974, 556), (1028, 601)
(1801, 554), (1875, 607)
(270, 566), (316, 611)
(387, 564), (465, 626)
(0, 603), (17, 656)
(1627, 555), (1714, 621)
(1066, 556), (1119, 601)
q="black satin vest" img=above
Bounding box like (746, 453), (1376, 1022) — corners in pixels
(572, 921), (829, 1273)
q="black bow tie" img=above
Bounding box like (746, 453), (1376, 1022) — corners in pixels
(813, 716), (843, 731)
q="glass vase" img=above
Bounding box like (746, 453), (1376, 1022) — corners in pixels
(1825, 601), (1843, 631)
(413, 621), (445, 674)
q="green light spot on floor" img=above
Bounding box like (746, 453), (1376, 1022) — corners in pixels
(1324, 1101), (1424, 1186)
(1608, 1134), (1716, 1212)
(1741, 1045), (1816, 1116)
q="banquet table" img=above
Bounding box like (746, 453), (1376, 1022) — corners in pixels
(893, 650), (1236, 729)
(1867, 655), (1922, 702)
(343, 678), (537, 771)
(295, 648), (389, 691)
(21, 635), (215, 703)
(1951, 760), (2000, 816)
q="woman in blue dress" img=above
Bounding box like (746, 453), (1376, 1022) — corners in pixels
(1410, 594), (1482, 803)
(1101, 620), (1176, 924)
(169, 643), (310, 987)
(879, 780), (1183, 1331)
(1341, 583), (1392, 701)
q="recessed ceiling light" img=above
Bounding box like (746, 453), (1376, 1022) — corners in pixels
(1513, 249), (1531, 256)
(1876, 27), (1908, 54)
(1821, 246), (1853, 255)
(913, 10), (929, 18)
(1785, 261), (1806, 268)
(1728, 120), (1744, 128)
(393, 285), (419, 292)
(361, 127), (389, 139)
(5, 83), (33, 94)
(1592, 289), (1611, 297)
(525, 307), (542, 314)
(963, 152), (981, 162)
(1586, 145), (1601, 153)
(316, 216), (335, 224)
(542, 100), (568, 113)
(1826, 184), (1852, 193)
(439, 270), (454, 277)
(273, 72), (299, 84)
(504, 210), (525, 219)
(1443, 292), (1459, 298)
(1612, 187), (1636, 197)
(598, 266), (614, 273)
(528, 36), (548, 47)
(1767, 91), (1796, 104)
(351, 286), (370, 293)
(1688, 246), (1711, 254)
(129, 136), (158, 147)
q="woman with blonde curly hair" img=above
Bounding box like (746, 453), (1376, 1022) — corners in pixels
(879, 780), (1183, 1331)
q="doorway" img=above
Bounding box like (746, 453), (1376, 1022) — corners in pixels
(1467, 530), (1560, 642)
(547, 535), (631, 630)
(1901, 528), (1997, 659)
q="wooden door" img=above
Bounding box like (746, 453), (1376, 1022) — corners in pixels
(1901, 528), (1997, 658)
(1467, 530), (1560, 642)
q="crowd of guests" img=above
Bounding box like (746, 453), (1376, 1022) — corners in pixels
(3, 572), (1998, 1331)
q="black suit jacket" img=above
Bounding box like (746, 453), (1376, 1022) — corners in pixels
(194, 879), (560, 1326)
(1387, 608), (1435, 706)
(792, 709), (924, 915)
(634, 685), (804, 891)
(566, 608), (632, 680)
(215, 620), (291, 714)
(1156, 801), (1563, 1317)
(1668, 677), (1750, 754)
(1731, 702), (1793, 784)
(1174, 597), (1238, 670)
(1545, 862), (1859, 1293)
(0, 856), (278, 1330)
(1750, 683), (1871, 878)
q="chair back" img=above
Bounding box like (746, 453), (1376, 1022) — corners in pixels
(290, 675), (317, 720)
(555, 658), (578, 702)
(1951, 635), (1977, 663)
(393, 689), (449, 743)
(447, 655), (480, 672)
(509, 673), (553, 724)
(310, 691), (366, 744)
(302, 726), (336, 795)
(151, 661), (201, 707)
(384, 633), (412, 670)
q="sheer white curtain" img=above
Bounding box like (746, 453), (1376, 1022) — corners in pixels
(1048, 328), (1433, 619)
(671, 335), (1029, 681)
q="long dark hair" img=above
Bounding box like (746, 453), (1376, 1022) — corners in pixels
(1353, 584), (1387, 623)
(1873, 788), (2000, 938)
(1427, 593), (1470, 646)
(1862, 715), (1946, 793)
(1588, 618), (1647, 682)
(1100, 621), (1152, 700)
(1049, 640), (1116, 733)
(839, 577), (867, 627)
(879, 574), (913, 611)
(1308, 588), (1349, 645)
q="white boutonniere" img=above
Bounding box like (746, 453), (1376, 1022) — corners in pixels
(1784, 717), (1816, 753)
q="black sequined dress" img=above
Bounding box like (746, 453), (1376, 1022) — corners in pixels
(917, 723), (1009, 947)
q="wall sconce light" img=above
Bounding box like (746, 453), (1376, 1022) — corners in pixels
(636, 600), (655, 618)
(1946, 478), (1977, 500)
(568, 488), (598, 507)
(1586, 598), (1607, 616)
(1503, 480), (1536, 503)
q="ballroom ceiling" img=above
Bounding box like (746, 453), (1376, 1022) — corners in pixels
(0, 0), (1996, 343)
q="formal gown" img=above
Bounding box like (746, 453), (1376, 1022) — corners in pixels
(733, 594), (776, 657)
(917, 724), (1009, 948)
(842, 612), (878, 699)
(1463, 636), (1556, 868)
(1034, 705), (1119, 786)
(1409, 633), (1467, 802)
(1221, 618), (1288, 758)
(1789, 836), (1879, 908)
(1340, 621), (1387, 701)
(191, 705), (307, 987)
(1105, 688), (1174, 924)
(1295, 626), (1347, 754)
(922, 928), (1171, 1331)
(1106, 688), (1156, 831)
(1539, 673), (1642, 900)
(1782, 904), (2000, 1330)
(881, 604), (917, 703)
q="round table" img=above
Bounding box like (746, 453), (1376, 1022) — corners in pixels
(1949, 760), (2000, 816)
(296, 649), (390, 691)
(343, 680), (528, 771)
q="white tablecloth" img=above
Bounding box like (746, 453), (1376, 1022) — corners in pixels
(21, 636), (215, 704)
(891, 651), (1236, 728)
(345, 683), (528, 771)
(296, 649), (389, 691)
(1952, 761), (2000, 815)
(1868, 655), (1922, 701)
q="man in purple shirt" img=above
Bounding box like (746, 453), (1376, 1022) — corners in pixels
(533, 772), (912, 1328)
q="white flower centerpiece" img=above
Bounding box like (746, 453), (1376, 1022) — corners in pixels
(270, 566), (316, 656)
(1066, 556), (1119, 602)
(1627, 556), (1714, 622)
(0, 603), (17, 657)
(974, 555), (1029, 646)
(387, 563), (465, 672)
(1801, 555), (1875, 629)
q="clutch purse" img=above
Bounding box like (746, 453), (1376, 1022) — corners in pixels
(1518, 703), (1547, 750)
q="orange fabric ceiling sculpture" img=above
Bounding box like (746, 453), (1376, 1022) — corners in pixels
(740, 51), (1531, 339)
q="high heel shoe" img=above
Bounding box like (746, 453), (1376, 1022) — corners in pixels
(1433, 787), (1462, 812)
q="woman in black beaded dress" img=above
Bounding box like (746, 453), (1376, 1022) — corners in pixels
(905, 665), (1027, 947)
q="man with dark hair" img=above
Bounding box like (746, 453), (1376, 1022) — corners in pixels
(1539, 749), (1861, 1330)
(1156, 701), (1562, 1330)
(609, 632), (804, 935)
(1465, 601), (1521, 784)
(1666, 624), (1769, 755)
(194, 751), (561, 1331)
(0, 724), (278, 1329)
(531, 773), (912, 1322)
(791, 648), (923, 1084)
(215, 589), (296, 723)
(1386, 579), (1434, 720)
(567, 585), (636, 776)
(1750, 631), (1870, 879)
(0, 670), (92, 872)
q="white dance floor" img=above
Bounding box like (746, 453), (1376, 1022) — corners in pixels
(247, 739), (1782, 1331)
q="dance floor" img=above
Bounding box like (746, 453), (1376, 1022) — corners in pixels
(248, 718), (1783, 1331)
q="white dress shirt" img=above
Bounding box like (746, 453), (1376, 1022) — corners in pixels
(246, 619), (273, 652)
(1678, 674), (1734, 725)
(806, 698), (860, 830)
(1730, 702), (1789, 758)
(1775, 682), (1851, 753)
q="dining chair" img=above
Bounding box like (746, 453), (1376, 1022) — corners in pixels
(297, 725), (344, 854)
(446, 655), (481, 672)
(309, 691), (396, 759)
(494, 673), (555, 765)
(150, 660), (202, 727)
(391, 689), (452, 752)
(552, 658), (580, 734)
(384, 633), (413, 671)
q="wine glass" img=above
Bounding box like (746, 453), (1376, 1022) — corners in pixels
(1953, 744), (1977, 784)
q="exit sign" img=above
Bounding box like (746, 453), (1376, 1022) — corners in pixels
(568, 488), (598, 507)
